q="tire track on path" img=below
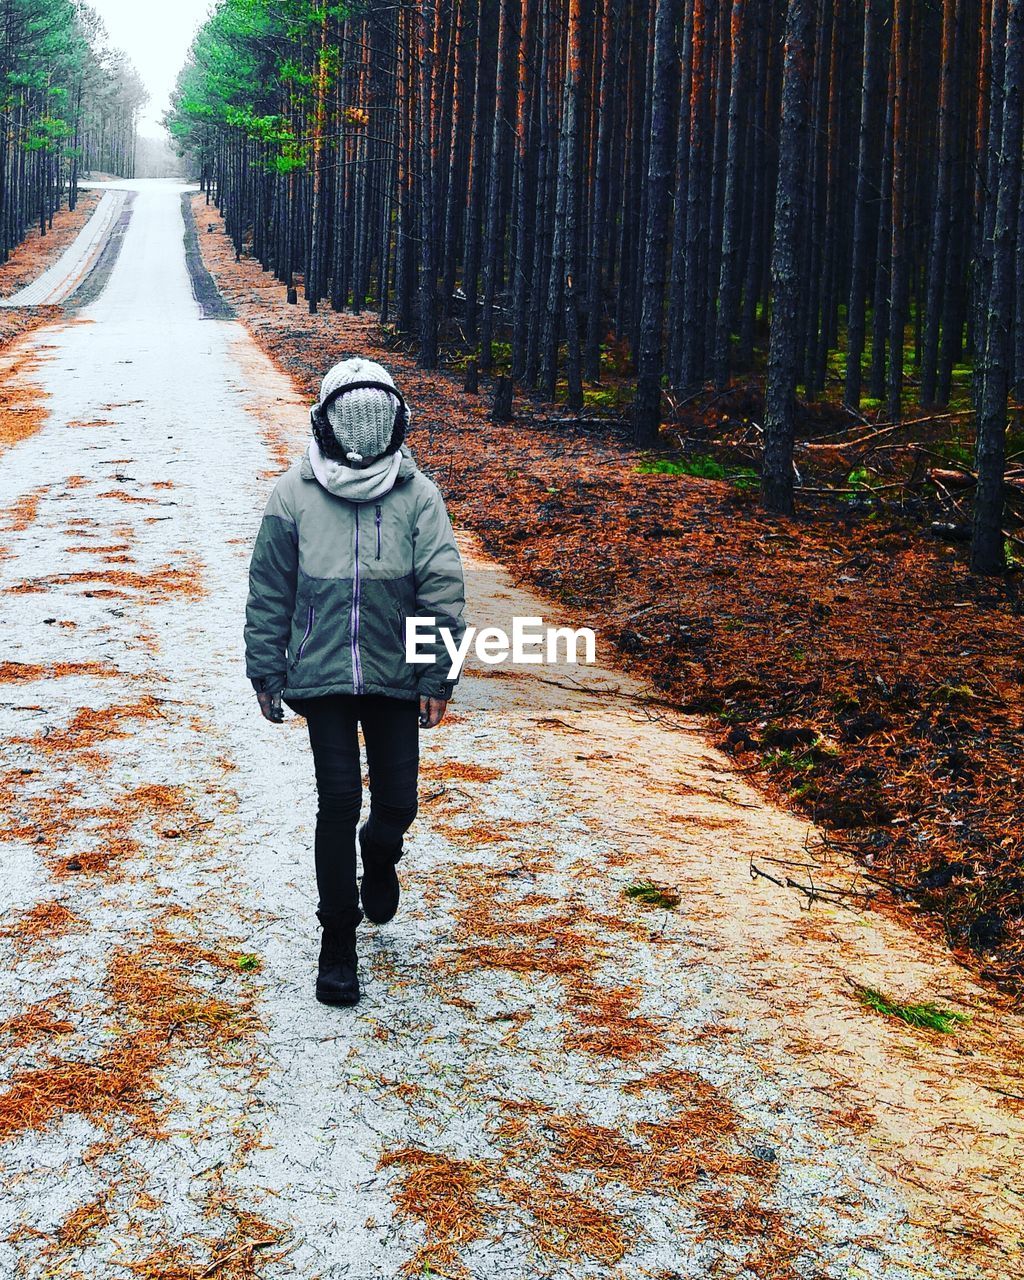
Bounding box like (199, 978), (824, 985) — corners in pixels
(1, 188), (131, 308)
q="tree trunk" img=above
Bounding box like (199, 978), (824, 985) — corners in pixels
(712, 0), (748, 390)
(921, 0), (961, 405)
(886, 0), (912, 421)
(417, 0), (441, 367)
(845, 0), (887, 409)
(633, 0), (680, 444)
(972, 0), (1023, 572)
(762, 0), (816, 515)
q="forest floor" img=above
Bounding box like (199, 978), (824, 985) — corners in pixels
(0, 180), (1022, 1280)
(189, 194), (1024, 996)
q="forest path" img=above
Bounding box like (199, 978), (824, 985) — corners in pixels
(0, 180), (1020, 1280)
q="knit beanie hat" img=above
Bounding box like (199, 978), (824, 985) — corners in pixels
(317, 357), (402, 463)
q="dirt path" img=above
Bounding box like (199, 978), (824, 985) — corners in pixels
(0, 180), (1021, 1280)
(0, 188), (129, 307)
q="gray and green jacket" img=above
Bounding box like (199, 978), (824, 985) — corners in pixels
(244, 446), (467, 702)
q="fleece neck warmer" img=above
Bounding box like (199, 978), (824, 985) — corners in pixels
(308, 436), (405, 503)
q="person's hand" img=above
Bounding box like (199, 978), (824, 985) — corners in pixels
(254, 687), (284, 723)
(419, 696), (447, 728)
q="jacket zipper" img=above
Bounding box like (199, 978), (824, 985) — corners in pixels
(375, 504), (382, 560)
(351, 507), (363, 693)
(296, 603), (315, 661)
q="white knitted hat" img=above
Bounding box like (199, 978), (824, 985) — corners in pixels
(319, 357), (400, 462)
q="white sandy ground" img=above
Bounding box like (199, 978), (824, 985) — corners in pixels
(0, 180), (1022, 1279)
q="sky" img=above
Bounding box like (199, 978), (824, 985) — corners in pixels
(89, 0), (215, 138)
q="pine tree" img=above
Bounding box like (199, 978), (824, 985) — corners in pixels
(762, 0), (816, 514)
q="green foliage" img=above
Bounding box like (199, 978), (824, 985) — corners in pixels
(935, 439), (974, 469)
(486, 341), (513, 368)
(582, 385), (629, 411)
(166, 0), (348, 172)
(762, 746), (817, 773)
(25, 115), (72, 152)
(853, 985), (971, 1034)
(845, 465), (881, 506)
(637, 455), (727, 479)
(730, 470), (760, 494)
(928, 681), (976, 704)
(624, 880), (681, 911)
(599, 341), (632, 377)
(636, 454), (759, 494)
(0, 0), (146, 182)
(762, 734), (839, 774)
(453, 344), (513, 373)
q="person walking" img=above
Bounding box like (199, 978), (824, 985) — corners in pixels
(244, 357), (466, 1007)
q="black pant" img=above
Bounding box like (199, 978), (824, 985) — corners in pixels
(289, 694), (419, 916)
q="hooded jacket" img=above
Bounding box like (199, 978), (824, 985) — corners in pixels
(244, 444), (466, 703)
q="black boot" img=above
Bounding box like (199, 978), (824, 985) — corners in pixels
(359, 824), (403, 925)
(315, 906), (362, 1006)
